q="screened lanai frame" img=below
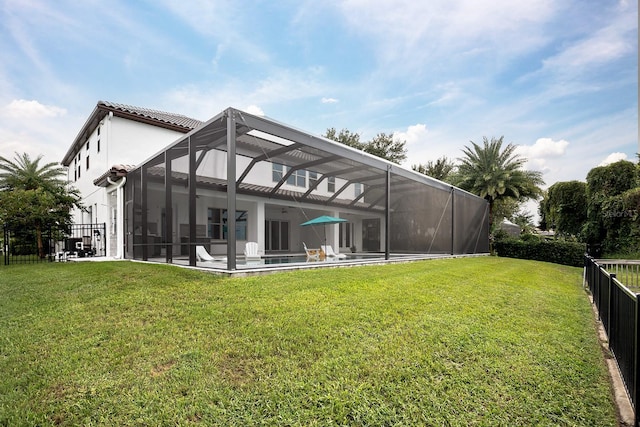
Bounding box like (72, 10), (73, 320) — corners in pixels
(124, 107), (489, 271)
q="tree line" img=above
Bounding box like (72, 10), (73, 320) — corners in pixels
(539, 159), (639, 255)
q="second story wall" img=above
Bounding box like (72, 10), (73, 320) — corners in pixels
(67, 115), (190, 196)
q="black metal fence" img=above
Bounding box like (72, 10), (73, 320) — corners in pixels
(585, 255), (640, 426)
(2, 223), (106, 265)
(597, 259), (640, 290)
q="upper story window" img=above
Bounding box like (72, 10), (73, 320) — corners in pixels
(287, 169), (306, 187)
(272, 163), (284, 182)
(354, 183), (363, 197)
(86, 140), (90, 151)
(272, 163), (306, 188)
(327, 176), (335, 193)
(86, 156), (90, 171)
(97, 139), (100, 153)
(308, 171), (318, 189)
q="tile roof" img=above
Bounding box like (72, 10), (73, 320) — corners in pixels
(98, 101), (203, 131)
(63, 101), (203, 166)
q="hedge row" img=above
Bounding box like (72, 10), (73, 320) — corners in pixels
(493, 238), (585, 267)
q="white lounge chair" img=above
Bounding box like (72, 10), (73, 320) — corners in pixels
(244, 242), (261, 261)
(303, 242), (322, 260)
(196, 245), (226, 262)
(321, 245), (347, 259)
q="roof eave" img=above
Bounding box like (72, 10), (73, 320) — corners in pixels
(62, 101), (199, 167)
(62, 105), (105, 166)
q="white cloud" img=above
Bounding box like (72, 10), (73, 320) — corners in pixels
(540, 15), (636, 74)
(515, 137), (569, 173)
(599, 152), (628, 166)
(321, 97), (339, 104)
(245, 105), (265, 116)
(393, 124), (429, 145)
(517, 137), (569, 158)
(2, 99), (67, 118)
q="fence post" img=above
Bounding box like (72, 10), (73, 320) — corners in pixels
(635, 292), (640, 427)
(608, 274), (615, 339)
(596, 265), (603, 318)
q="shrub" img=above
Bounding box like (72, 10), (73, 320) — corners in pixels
(493, 238), (585, 267)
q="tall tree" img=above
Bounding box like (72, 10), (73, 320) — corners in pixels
(412, 156), (455, 181)
(366, 132), (407, 164)
(583, 159), (639, 253)
(455, 136), (544, 229)
(539, 181), (587, 237)
(324, 128), (407, 164)
(324, 128), (364, 150)
(0, 152), (81, 257)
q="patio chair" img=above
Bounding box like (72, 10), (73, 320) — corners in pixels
(244, 241), (261, 261)
(321, 245), (347, 259)
(196, 245), (226, 262)
(303, 242), (322, 260)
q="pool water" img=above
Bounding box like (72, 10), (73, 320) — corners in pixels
(261, 254), (382, 265)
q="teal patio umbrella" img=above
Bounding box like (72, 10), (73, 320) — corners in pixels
(300, 215), (347, 248)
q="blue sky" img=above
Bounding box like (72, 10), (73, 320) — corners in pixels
(0, 0), (637, 215)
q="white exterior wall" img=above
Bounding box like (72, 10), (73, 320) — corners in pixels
(67, 115), (188, 257)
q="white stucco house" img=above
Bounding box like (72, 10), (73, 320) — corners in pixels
(63, 101), (489, 271)
(62, 101), (203, 258)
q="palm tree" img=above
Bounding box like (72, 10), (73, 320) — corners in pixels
(0, 152), (66, 192)
(0, 152), (79, 258)
(455, 136), (544, 229)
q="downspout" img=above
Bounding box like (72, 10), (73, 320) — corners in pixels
(106, 176), (126, 259)
(106, 111), (112, 167)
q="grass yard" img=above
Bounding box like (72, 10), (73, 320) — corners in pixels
(0, 257), (616, 426)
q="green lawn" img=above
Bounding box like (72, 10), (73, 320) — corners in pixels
(0, 257), (617, 426)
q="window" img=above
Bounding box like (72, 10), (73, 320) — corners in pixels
(77, 165), (81, 179)
(207, 208), (247, 240)
(287, 169), (306, 187)
(97, 139), (101, 153)
(86, 156), (90, 170)
(308, 171), (318, 189)
(328, 176), (335, 192)
(272, 163), (284, 182)
(273, 163), (306, 187)
(86, 140), (90, 151)
(354, 183), (363, 197)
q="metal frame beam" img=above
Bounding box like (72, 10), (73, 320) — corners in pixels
(236, 143), (304, 187)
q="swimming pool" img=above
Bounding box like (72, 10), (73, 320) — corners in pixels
(260, 254), (383, 265)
